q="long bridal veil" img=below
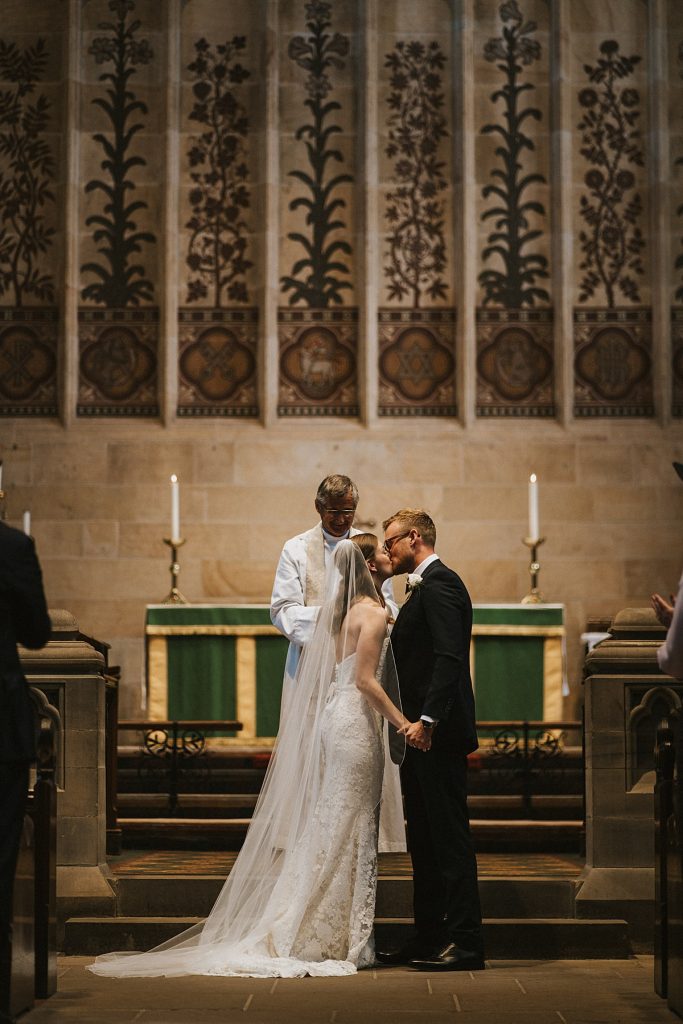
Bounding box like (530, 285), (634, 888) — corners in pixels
(90, 540), (404, 979)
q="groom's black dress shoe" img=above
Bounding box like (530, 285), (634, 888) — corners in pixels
(376, 939), (440, 966)
(410, 942), (485, 972)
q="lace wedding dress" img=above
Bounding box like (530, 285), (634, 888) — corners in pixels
(90, 542), (403, 980)
(249, 652), (384, 974)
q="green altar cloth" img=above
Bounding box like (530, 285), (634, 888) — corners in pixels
(145, 603), (565, 743)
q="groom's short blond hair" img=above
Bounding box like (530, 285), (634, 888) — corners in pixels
(383, 509), (436, 547)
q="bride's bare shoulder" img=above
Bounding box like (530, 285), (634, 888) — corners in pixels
(357, 600), (386, 629)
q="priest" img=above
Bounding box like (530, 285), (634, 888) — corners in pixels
(270, 473), (360, 684)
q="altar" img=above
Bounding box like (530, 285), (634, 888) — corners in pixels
(145, 603), (566, 742)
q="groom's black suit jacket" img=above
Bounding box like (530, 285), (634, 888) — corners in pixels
(391, 558), (478, 756)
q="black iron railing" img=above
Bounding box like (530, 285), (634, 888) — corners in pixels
(471, 720), (583, 818)
(118, 719), (243, 814)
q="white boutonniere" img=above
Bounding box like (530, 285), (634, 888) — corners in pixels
(406, 573), (423, 595)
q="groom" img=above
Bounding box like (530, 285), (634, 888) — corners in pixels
(378, 509), (484, 971)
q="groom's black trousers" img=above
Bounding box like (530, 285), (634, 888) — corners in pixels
(401, 745), (483, 954)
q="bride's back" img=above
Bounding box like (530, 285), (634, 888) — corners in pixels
(336, 598), (385, 664)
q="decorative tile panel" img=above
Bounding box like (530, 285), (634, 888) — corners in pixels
(476, 308), (553, 417)
(573, 308), (653, 417)
(278, 308), (358, 417)
(378, 309), (456, 417)
(0, 310), (58, 417)
(178, 308), (258, 417)
(77, 308), (158, 417)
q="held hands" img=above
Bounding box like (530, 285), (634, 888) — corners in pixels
(399, 720), (432, 752)
(652, 592), (676, 629)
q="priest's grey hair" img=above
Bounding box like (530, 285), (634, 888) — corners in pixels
(315, 474), (359, 507)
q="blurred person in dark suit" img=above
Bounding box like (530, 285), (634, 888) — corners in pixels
(0, 521), (50, 1023)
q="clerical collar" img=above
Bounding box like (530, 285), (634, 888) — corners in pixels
(322, 526), (349, 545)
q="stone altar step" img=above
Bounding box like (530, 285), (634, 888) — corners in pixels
(112, 873), (579, 920)
(64, 915), (630, 959)
(118, 817), (583, 852)
(117, 792), (583, 821)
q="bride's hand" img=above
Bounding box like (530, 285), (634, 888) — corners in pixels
(400, 721), (432, 751)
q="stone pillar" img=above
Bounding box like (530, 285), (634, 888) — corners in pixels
(576, 607), (683, 950)
(20, 610), (115, 935)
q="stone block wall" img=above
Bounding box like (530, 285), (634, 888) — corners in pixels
(2, 417), (682, 717)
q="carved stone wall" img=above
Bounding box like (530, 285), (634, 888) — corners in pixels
(0, 0), (681, 421)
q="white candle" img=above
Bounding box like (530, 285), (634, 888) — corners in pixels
(0, 460), (3, 490)
(528, 474), (539, 540)
(170, 475), (180, 542)
(23, 510), (31, 536)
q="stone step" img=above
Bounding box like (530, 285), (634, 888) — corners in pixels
(117, 817), (583, 852)
(64, 915), (630, 959)
(116, 792), (583, 820)
(114, 874), (579, 920)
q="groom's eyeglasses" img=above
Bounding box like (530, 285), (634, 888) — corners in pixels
(383, 530), (411, 554)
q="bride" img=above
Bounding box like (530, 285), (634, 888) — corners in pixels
(90, 540), (420, 979)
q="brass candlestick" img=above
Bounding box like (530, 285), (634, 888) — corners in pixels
(521, 536), (545, 604)
(162, 537), (188, 604)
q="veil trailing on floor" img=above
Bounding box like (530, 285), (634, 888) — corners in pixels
(90, 540), (404, 978)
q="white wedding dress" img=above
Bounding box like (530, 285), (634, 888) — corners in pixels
(248, 653), (383, 974)
(90, 543), (403, 980)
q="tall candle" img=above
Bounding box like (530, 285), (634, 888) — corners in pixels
(170, 475), (180, 542)
(528, 474), (539, 540)
(23, 509), (31, 536)
(0, 460), (3, 490)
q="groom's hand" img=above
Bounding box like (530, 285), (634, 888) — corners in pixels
(403, 721), (432, 751)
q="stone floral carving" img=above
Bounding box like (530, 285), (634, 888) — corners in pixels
(0, 38), (56, 306)
(479, 1), (549, 308)
(81, 0), (156, 306)
(383, 40), (448, 306)
(185, 36), (252, 306)
(577, 40), (644, 307)
(280, 0), (353, 307)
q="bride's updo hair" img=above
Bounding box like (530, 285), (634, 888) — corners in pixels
(351, 532), (378, 562)
(331, 540), (378, 633)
